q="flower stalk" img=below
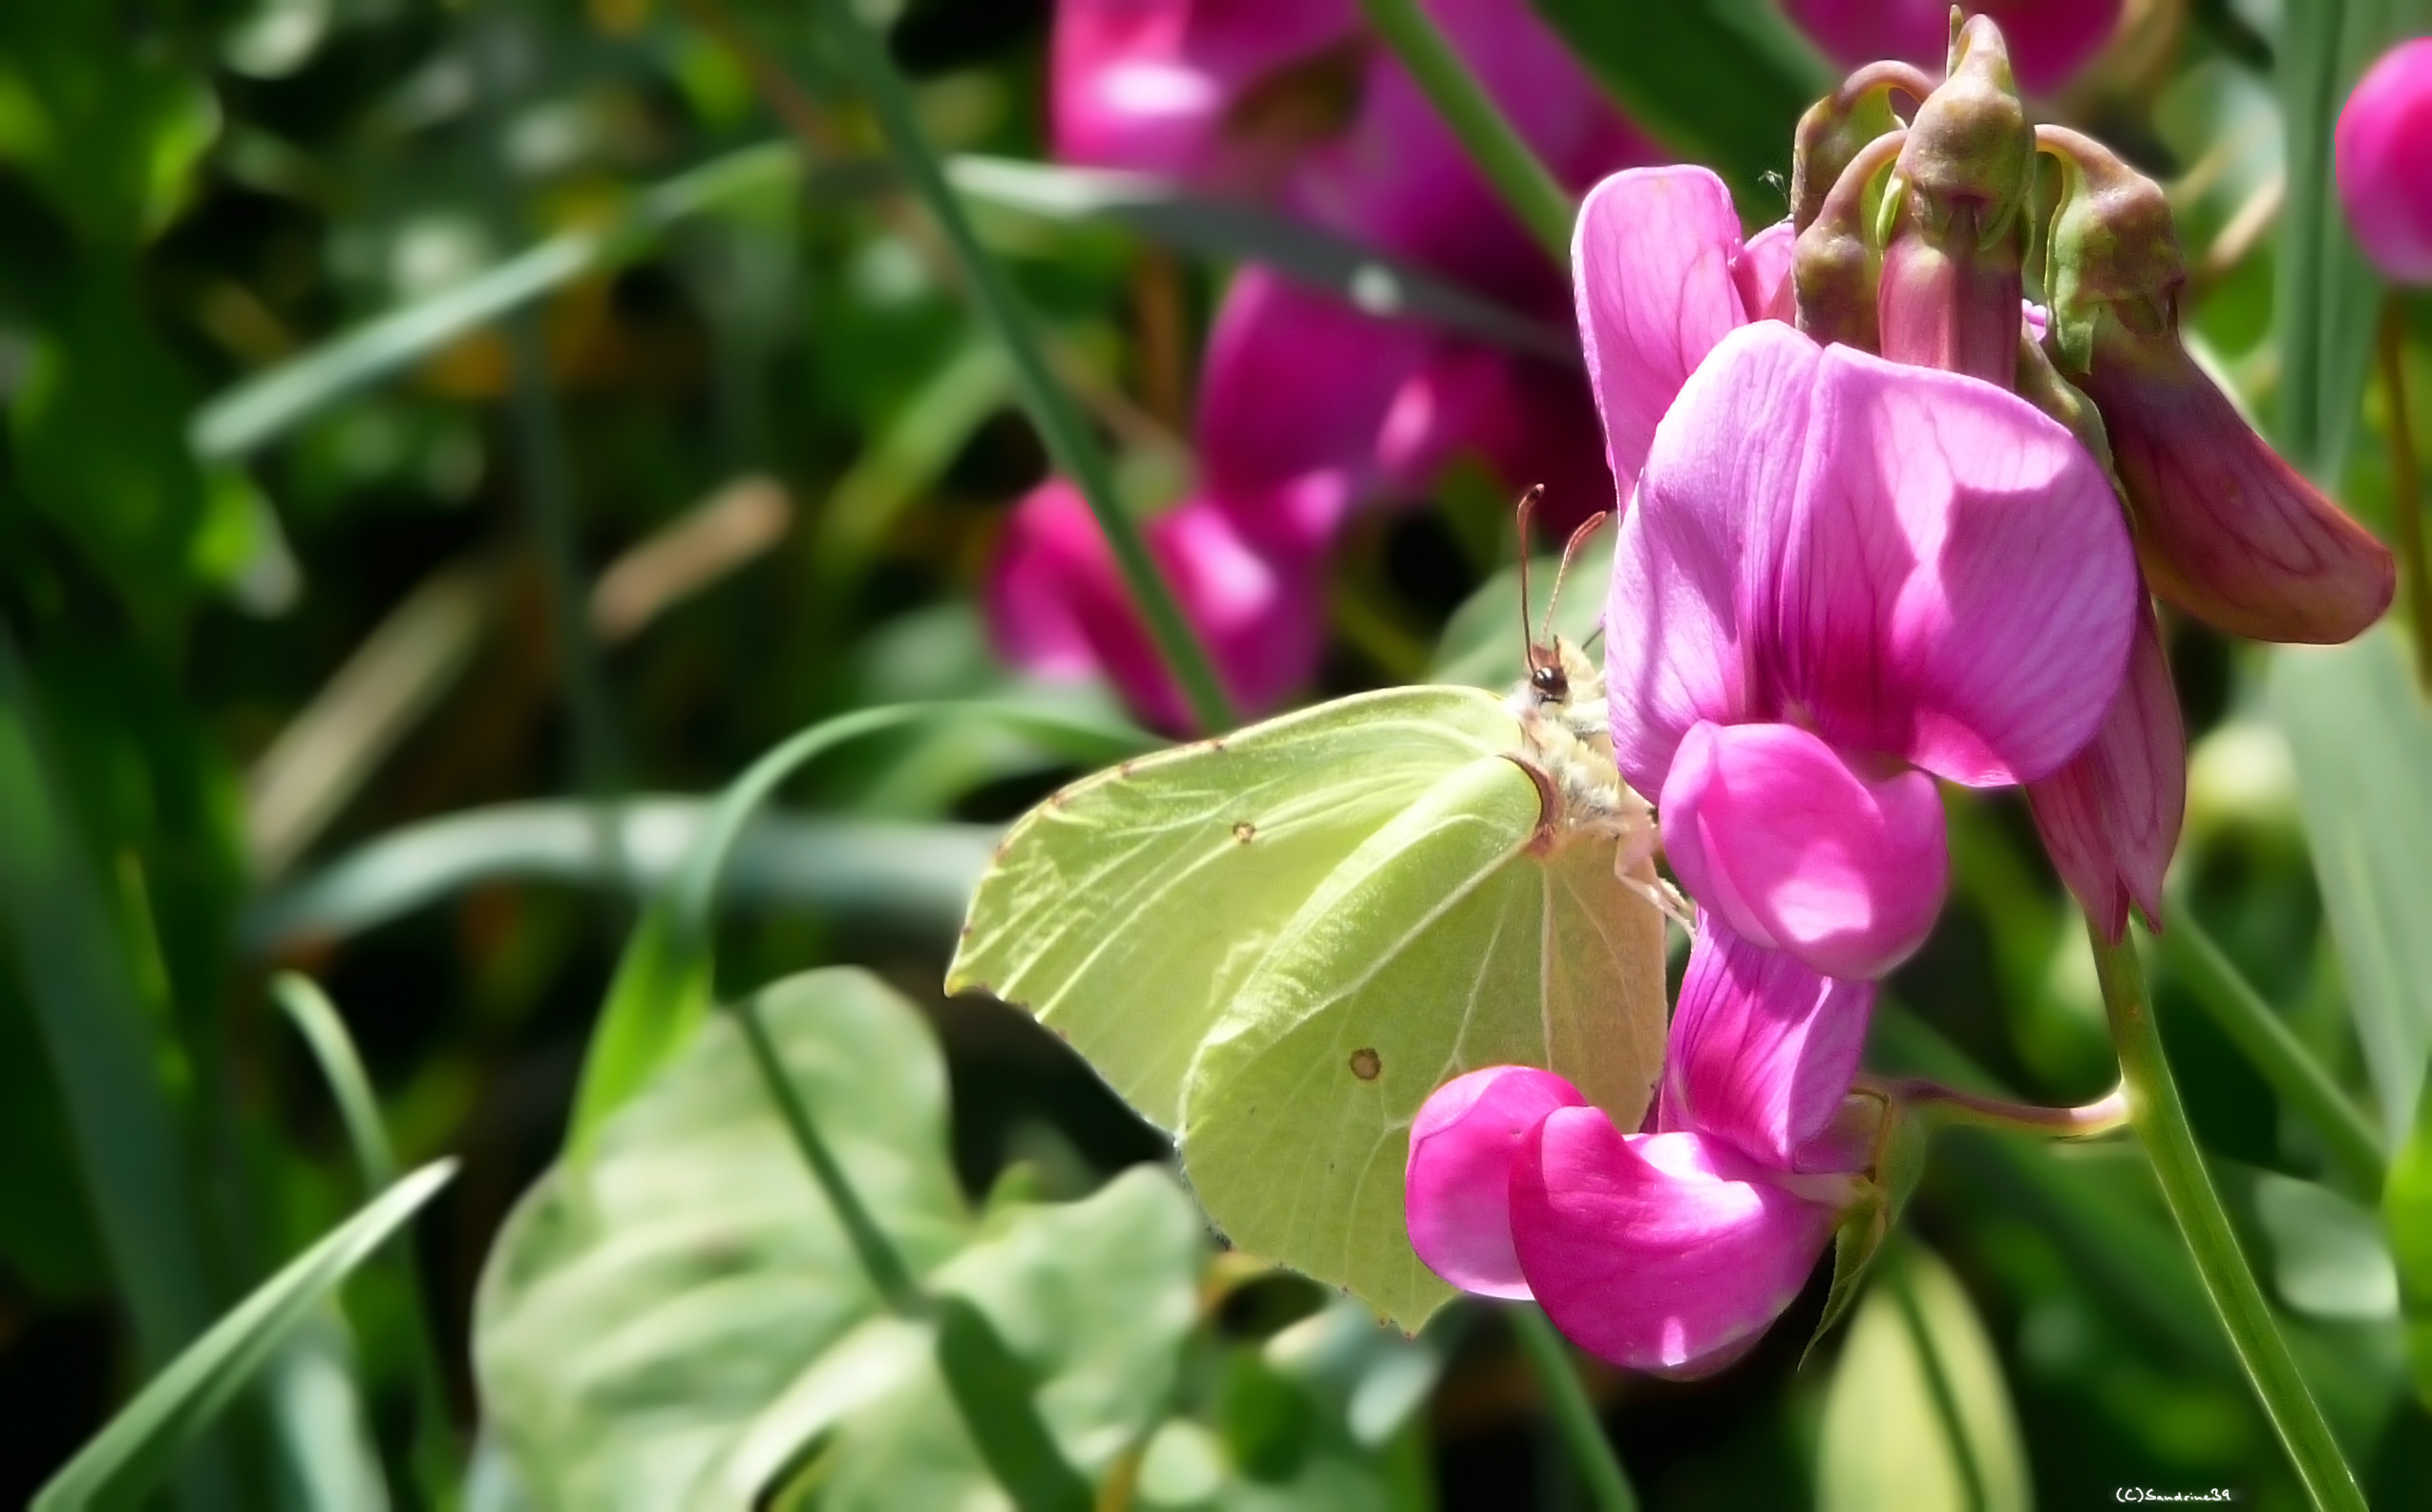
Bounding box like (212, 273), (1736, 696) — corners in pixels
(1508, 1303), (1639, 1512)
(2087, 921), (2365, 1512)
(1351, 0), (1576, 263)
(811, 0), (1238, 733)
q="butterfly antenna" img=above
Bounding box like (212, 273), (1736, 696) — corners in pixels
(1539, 510), (1612, 646)
(1514, 485), (1545, 660)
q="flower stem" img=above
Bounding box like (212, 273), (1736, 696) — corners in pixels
(812, 0), (1237, 734)
(2086, 921), (2365, 1512)
(1352, 0), (1576, 264)
(2380, 294), (2432, 695)
(2151, 901), (2386, 1194)
(1508, 1303), (1639, 1512)
(1872, 1077), (2128, 1138)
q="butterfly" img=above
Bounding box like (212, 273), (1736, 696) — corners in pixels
(948, 494), (1671, 1330)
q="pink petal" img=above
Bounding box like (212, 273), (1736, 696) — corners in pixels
(983, 481), (1324, 731)
(1196, 268), (1446, 553)
(1512, 1119), (1839, 1376)
(1659, 914), (1878, 1171)
(1733, 220), (1798, 326)
(2336, 38), (2432, 284)
(1779, 343), (2139, 785)
(1783, 0), (2121, 94)
(1603, 322), (1823, 792)
(1659, 721), (1949, 981)
(1573, 167), (1760, 501)
(2083, 336), (2396, 644)
(1049, 0), (1362, 193)
(1405, 1066), (1587, 1298)
(2027, 598), (2186, 942)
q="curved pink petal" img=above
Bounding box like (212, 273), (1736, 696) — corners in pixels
(1050, 0), (1362, 192)
(1405, 1065), (1588, 1298)
(1659, 914), (1878, 1170)
(1783, 0), (2121, 94)
(1573, 167), (1761, 500)
(2027, 598), (2186, 942)
(984, 481), (1323, 731)
(1660, 721), (1949, 981)
(1603, 322), (1824, 790)
(1778, 343), (2139, 786)
(2336, 38), (2432, 284)
(1196, 268), (1446, 553)
(1733, 220), (1798, 326)
(1512, 1119), (1839, 1376)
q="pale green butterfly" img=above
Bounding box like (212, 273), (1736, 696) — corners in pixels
(948, 504), (1671, 1331)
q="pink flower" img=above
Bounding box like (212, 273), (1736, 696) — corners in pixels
(1406, 918), (1872, 1376)
(2336, 38), (2432, 284)
(1784, 0), (2121, 95)
(989, 0), (1653, 723)
(1598, 320), (2139, 978)
(987, 479), (1324, 732)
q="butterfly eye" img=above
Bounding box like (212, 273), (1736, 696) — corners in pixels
(1531, 662), (1569, 702)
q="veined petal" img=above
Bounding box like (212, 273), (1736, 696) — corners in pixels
(1780, 345), (2139, 785)
(1660, 914), (1877, 1171)
(1512, 1119), (1839, 1376)
(2028, 598), (2186, 941)
(1405, 1066), (1587, 1298)
(1604, 322), (1823, 790)
(2082, 333), (2395, 644)
(1573, 167), (1759, 499)
(1659, 722), (1948, 981)
(1733, 220), (1797, 326)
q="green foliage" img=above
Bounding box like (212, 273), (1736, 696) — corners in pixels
(2391, 1065), (2432, 1408)
(951, 686), (1669, 1329)
(33, 1162), (455, 1512)
(476, 966), (1204, 1510)
(1818, 1244), (2031, 1512)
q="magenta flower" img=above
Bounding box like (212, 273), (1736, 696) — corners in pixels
(987, 479), (1324, 731)
(1406, 918), (1873, 1375)
(1784, 0), (2121, 95)
(987, 0), (1652, 723)
(1597, 319), (2139, 979)
(2336, 38), (2432, 284)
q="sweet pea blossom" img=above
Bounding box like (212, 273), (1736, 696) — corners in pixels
(1406, 918), (1873, 1375)
(1784, 0), (2121, 95)
(989, 0), (1648, 722)
(1595, 315), (2138, 979)
(2336, 37), (2432, 284)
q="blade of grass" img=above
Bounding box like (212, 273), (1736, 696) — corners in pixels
(33, 1163), (457, 1512)
(2152, 897), (2387, 1194)
(806, 0), (1237, 733)
(1353, 0), (1576, 262)
(564, 702), (1149, 1145)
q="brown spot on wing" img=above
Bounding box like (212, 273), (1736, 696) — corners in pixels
(1349, 1048), (1382, 1081)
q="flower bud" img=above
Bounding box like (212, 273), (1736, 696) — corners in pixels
(2335, 37), (2432, 284)
(1788, 60), (1935, 234)
(2041, 125), (2395, 644)
(1794, 130), (1905, 353)
(1875, 17), (2036, 388)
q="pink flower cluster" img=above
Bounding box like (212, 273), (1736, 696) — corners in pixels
(991, 0), (1646, 728)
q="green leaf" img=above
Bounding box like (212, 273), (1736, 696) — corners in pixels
(1817, 1245), (2032, 1512)
(2273, 0), (2432, 477)
(476, 967), (1205, 1511)
(1429, 533), (1615, 691)
(33, 1162), (456, 1512)
(2389, 1053), (2432, 1408)
(564, 704), (1148, 1147)
(2268, 628), (2432, 1146)
(951, 686), (1669, 1330)
(1527, 0), (1827, 216)
(2254, 1173), (2399, 1322)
